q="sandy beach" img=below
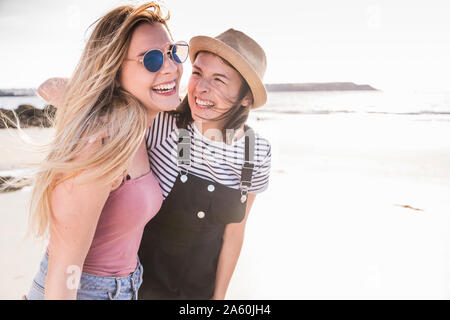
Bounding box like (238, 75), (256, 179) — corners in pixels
(1, 114), (450, 299)
(229, 113), (450, 299)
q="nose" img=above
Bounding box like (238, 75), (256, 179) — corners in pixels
(196, 77), (210, 93)
(159, 51), (178, 74)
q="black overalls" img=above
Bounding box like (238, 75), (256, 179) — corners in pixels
(138, 127), (255, 300)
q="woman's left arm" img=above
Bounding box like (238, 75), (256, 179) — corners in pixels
(212, 193), (256, 300)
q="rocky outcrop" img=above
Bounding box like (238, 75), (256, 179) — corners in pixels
(0, 104), (56, 129)
(0, 176), (30, 193)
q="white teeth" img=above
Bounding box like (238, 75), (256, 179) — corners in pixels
(153, 82), (176, 91)
(196, 98), (214, 107)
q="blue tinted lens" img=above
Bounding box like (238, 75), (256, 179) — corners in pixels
(172, 45), (181, 63)
(143, 50), (163, 72)
(171, 43), (188, 64)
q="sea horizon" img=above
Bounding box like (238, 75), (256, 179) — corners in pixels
(1, 88), (450, 118)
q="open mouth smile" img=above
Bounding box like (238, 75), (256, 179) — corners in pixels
(152, 81), (177, 95)
(195, 97), (215, 109)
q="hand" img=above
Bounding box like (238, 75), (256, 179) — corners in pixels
(37, 77), (68, 107)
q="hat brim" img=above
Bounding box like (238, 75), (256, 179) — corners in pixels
(189, 36), (267, 109)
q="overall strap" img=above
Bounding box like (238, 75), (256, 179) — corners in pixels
(177, 128), (191, 167)
(240, 126), (255, 196)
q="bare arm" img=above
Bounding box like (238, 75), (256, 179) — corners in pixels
(37, 78), (68, 107)
(44, 139), (113, 299)
(212, 193), (256, 300)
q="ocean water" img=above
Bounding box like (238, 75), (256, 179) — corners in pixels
(255, 89), (450, 119)
(1, 89), (450, 120)
(0, 95), (47, 110)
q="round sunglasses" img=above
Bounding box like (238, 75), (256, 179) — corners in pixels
(126, 41), (189, 73)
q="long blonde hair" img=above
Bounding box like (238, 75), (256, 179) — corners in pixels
(28, 2), (171, 238)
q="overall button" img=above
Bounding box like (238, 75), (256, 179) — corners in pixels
(207, 184), (215, 192)
(197, 211), (205, 219)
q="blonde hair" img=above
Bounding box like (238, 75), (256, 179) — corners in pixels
(28, 2), (171, 238)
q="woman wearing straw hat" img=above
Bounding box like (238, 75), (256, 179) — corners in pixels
(40, 28), (271, 300)
(138, 28), (271, 300)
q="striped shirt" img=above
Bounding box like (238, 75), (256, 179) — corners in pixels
(146, 112), (271, 199)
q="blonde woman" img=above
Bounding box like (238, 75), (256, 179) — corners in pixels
(26, 2), (189, 300)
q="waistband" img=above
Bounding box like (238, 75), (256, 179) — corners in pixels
(39, 251), (143, 299)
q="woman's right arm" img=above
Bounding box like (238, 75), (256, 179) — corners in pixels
(37, 78), (68, 107)
(44, 139), (113, 299)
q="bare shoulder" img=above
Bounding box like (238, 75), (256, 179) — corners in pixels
(81, 130), (125, 191)
(51, 132), (116, 210)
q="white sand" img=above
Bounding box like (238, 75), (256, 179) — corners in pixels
(0, 128), (53, 299)
(228, 113), (450, 299)
(0, 188), (48, 300)
(2, 114), (450, 299)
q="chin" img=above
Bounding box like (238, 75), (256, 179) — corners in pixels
(155, 98), (181, 112)
(162, 101), (180, 111)
(190, 110), (201, 122)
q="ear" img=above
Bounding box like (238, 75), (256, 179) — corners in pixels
(115, 78), (121, 88)
(241, 92), (253, 108)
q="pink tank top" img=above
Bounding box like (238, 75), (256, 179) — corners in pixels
(47, 170), (163, 277)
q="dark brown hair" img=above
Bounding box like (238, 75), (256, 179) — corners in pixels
(170, 52), (253, 141)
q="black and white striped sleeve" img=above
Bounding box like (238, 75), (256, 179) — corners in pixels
(249, 138), (271, 194)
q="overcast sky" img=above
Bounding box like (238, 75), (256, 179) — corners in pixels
(1, 0), (449, 91)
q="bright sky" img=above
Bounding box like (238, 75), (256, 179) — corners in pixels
(1, 0), (449, 91)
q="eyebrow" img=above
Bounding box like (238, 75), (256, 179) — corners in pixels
(137, 50), (148, 57)
(192, 65), (229, 80)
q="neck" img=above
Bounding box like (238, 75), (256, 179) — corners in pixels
(147, 110), (158, 128)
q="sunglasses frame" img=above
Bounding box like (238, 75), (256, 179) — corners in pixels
(126, 41), (189, 73)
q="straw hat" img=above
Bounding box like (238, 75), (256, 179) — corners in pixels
(189, 29), (267, 109)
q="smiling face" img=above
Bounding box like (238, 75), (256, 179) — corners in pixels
(187, 51), (251, 132)
(119, 22), (182, 116)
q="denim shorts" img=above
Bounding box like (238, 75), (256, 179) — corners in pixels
(26, 252), (143, 300)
